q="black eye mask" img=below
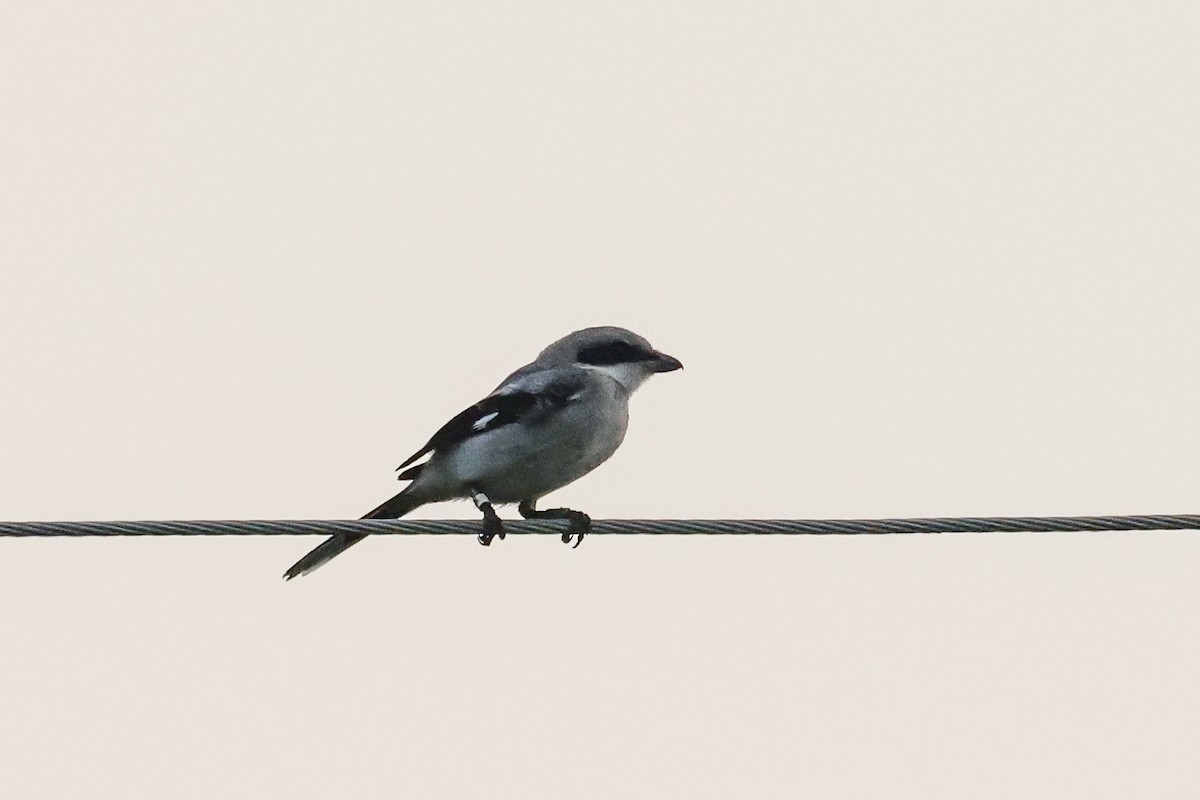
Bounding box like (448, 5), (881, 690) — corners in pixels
(576, 340), (647, 366)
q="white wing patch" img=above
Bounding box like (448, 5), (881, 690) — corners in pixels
(472, 411), (500, 431)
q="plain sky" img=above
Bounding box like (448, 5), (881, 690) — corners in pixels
(2, 1), (1199, 798)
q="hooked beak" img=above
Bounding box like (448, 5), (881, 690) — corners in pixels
(648, 350), (684, 373)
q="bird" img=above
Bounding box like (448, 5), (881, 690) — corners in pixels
(282, 326), (683, 579)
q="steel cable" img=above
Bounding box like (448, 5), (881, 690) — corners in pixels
(0, 515), (1197, 538)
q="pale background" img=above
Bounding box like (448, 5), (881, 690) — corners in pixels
(1, 2), (1198, 797)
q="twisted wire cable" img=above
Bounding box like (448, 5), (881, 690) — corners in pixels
(0, 515), (1197, 538)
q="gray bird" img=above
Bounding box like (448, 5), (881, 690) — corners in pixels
(283, 326), (683, 579)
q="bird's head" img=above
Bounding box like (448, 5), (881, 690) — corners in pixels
(540, 326), (683, 393)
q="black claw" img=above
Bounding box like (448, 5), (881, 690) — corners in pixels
(565, 511), (590, 548)
(477, 503), (506, 546)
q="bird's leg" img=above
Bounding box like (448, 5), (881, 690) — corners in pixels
(518, 499), (591, 548)
(471, 491), (506, 546)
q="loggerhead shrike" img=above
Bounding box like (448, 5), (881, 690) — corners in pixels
(283, 326), (682, 579)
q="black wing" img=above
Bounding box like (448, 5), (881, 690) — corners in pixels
(395, 372), (584, 473)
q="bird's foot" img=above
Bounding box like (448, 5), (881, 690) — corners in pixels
(560, 511), (591, 548)
(478, 513), (506, 547)
(518, 500), (591, 548)
(472, 491), (506, 547)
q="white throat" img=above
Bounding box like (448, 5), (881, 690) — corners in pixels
(579, 362), (650, 393)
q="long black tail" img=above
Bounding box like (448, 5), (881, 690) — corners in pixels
(282, 489), (422, 580)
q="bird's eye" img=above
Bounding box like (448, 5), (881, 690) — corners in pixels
(577, 340), (643, 366)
